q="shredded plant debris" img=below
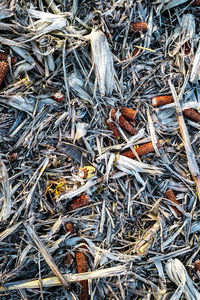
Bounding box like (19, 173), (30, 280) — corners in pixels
(0, 0), (200, 299)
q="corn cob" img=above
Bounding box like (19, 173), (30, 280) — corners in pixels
(121, 140), (164, 159)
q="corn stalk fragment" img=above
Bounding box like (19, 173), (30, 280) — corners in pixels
(169, 79), (200, 201)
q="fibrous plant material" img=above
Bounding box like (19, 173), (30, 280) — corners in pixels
(25, 224), (69, 289)
(0, 60), (9, 88)
(121, 140), (164, 159)
(183, 108), (200, 122)
(130, 22), (148, 32)
(135, 218), (160, 255)
(152, 95), (174, 107)
(110, 108), (137, 135)
(1, 1), (200, 299)
(165, 189), (182, 216)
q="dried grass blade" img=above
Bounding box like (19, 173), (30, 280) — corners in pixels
(0, 158), (11, 221)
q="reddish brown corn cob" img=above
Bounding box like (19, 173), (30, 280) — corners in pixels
(9, 153), (18, 162)
(130, 22), (148, 32)
(120, 107), (137, 121)
(194, 260), (200, 271)
(121, 140), (164, 159)
(183, 41), (191, 55)
(111, 108), (137, 135)
(183, 108), (200, 122)
(132, 47), (140, 57)
(65, 222), (75, 234)
(0, 53), (17, 65)
(189, 0), (200, 5)
(67, 194), (90, 211)
(165, 189), (182, 216)
(65, 221), (89, 299)
(107, 120), (120, 139)
(53, 91), (64, 102)
(75, 250), (89, 300)
(0, 61), (9, 88)
(152, 95), (174, 107)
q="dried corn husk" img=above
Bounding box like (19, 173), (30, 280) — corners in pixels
(165, 258), (200, 300)
(90, 29), (116, 96)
